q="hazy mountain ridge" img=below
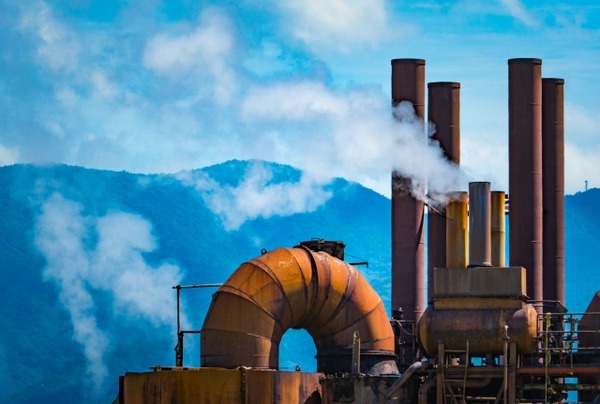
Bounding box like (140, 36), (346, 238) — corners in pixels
(0, 161), (390, 403)
(0, 161), (596, 403)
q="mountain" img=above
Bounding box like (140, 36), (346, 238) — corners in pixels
(0, 160), (390, 403)
(0, 161), (596, 403)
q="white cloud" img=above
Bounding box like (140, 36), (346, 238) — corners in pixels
(498, 0), (538, 27)
(34, 193), (185, 393)
(277, 0), (394, 52)
(241, 81), (347, 120)
(177, 162), (333, 231)
(143, 8), (236, 105)
(0, 144), (20, 165)
(19, 1), (80, 71)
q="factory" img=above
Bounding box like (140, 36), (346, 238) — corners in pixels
(114, 58), (600, 403)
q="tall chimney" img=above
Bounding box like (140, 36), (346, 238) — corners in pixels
(508, 58), (543, 306)
(469, 182), (492, 267)
(391, 59), (425, 322)
(427, 82), (460, 301)
(542, 78), (565, 305)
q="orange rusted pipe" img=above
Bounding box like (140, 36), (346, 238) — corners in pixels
(201, 247), (396, 374)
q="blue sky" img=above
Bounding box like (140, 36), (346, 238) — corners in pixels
(1, 0), (599, 196)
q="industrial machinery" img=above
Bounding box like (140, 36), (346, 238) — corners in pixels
(114, 59), (600, 403)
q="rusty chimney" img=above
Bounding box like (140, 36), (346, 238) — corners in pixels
(427, 82), (460, 301)
(508, 58), (543, 305)
(542, 78), (565, 306)
(469, 182), (492, 267)
(391, 59), (425, 322)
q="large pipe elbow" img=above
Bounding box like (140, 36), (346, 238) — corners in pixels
(201, 247), (396, 374)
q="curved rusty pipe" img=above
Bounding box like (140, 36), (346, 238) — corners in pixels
(201, 247), (396, 374)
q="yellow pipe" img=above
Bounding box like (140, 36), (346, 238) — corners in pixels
(201, 247), (395, 373)
(446, 192), (468, 268)
(492, 191), (506, 267)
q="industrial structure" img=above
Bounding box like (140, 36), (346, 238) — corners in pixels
(114, 59), (600, 403)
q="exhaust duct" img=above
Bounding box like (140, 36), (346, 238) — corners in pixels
(200, 247), (396, 374)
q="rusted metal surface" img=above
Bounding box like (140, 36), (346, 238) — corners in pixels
(200, 247), (396, 374)
(418, 303), (537, 356)
(542, 78), (565, 305)
(491, 191), (506, 267)
(420, 266), (536, 356)
(321, 374), (412, 403)
(432, 267), (527, 299)
(391, 59), (426, 322)
(508, 58), (543, 306)
(446, 192), (468, 268)
(469, 182), (492, 267)
(427, 82), (461, 303)
(117, 368), (322, 404)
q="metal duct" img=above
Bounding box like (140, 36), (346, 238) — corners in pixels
(491, 191), (506, 267)
(508, 58), (543, 304)
(469, 182), (492, 267)
(200, 247), (396, 374)
(542, 78), (565, 305)
(446, 192), (468, 268)
(427, 82), (461, 301)
(391, 58), (426, 322)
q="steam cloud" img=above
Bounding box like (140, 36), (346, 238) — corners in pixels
(34, 192), (185, 394)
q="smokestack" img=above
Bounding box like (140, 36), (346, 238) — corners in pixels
(391, 59), (425, 322)
(542, 78), (565, 305)
(469, 182), (492, 267)
(427, 82), (460, 301)
(491, 191), (506, 267)
(508, 58), (543, 305)
(446, 192), (468, 268)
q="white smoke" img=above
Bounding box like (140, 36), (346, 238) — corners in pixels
(391, 101), (463, 207)
(34, 192), (185, 394)
(241, 79), (462, 207)
(176, 161), (332, 231)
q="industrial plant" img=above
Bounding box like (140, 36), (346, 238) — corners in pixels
(114, 58), (600, 403)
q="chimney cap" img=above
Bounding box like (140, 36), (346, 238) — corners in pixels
(542, 78), (565, 84)
(508, 58), (542, 65)
(391, 58), (425, 65)
(428, 82), (460, 88)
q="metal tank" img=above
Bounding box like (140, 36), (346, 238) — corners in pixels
(417, 267), (538, 356)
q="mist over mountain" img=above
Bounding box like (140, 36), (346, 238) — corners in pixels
(0, 160), (595, 403)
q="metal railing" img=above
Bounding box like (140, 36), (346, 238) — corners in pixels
(173, 283), (222, 367)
